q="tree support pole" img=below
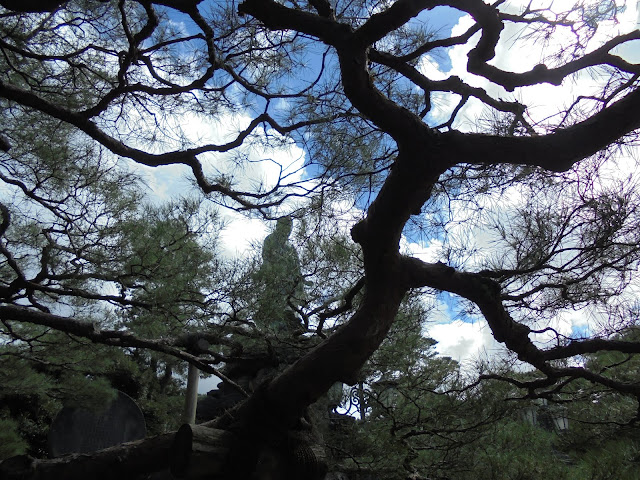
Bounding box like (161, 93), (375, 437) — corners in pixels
(183, 363), (200, 425)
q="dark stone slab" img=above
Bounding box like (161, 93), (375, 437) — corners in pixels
(48, 390), (146, 457)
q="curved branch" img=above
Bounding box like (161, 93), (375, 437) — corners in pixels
(314, 276), (365, 334)
(402, 257), (548, 371)
(402, 256), (640, 398)
(0, 304), (248, 396)
(0, 83), (314, 211)
(238, 0), (347, 45)
(354, 0), (437, 46)
(0, 0), (65, 12)
(543, 338), (640, 361)
(469, 30), (640, 91)
(442, 86), (640, 172)
(369, 49), (527, 118)
(0, 433), (174, 480)
(398, 23), (482, 62)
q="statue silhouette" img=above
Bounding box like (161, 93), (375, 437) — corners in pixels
(254, 217), (304, 332)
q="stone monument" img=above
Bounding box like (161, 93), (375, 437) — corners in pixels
(48, 390), (146, 457)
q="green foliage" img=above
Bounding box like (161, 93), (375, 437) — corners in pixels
(569, 439), (640, 480)
(329, 333), (640, 480)
(0, 343), (117, 458)
(115, 198), (220, 342)
(1, 2), (639, 478)
(0, 133), (221, 453)
(0, 418), (28, 460)
(471, 421), (569, 480)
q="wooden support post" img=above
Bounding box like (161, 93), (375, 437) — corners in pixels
(183, 363), (200, 425)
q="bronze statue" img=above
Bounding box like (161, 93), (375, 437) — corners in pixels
(254, 217), (304, 333)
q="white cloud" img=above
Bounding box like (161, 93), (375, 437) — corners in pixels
(218, 211), (268, 259)
(137, 163), (193, 203)
(406, 3), (640, 350)
(428, 319), (504, 369)
(440, 1), (640, 132)
(401, 236), (444, 263)
(177, 109), (307, 193)
(418, 55), (449, 81)
(121, 98), (315, 261)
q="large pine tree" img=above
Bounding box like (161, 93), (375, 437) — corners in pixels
(1, 0), (640, 478)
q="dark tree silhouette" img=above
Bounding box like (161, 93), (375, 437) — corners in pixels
(1, 0), (640, 478)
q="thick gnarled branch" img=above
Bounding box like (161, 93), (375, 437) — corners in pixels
(0, 434), (174, 480)
(441, 86), (640, 172)
(402, 256), (640, 396)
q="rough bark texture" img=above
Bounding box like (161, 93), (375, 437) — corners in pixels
(1, 0), (639, 478)
(170, 425), (233, 479)
(0, 434), (173, 480)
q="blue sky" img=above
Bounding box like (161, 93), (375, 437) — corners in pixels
(145, 0), (640, 388)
